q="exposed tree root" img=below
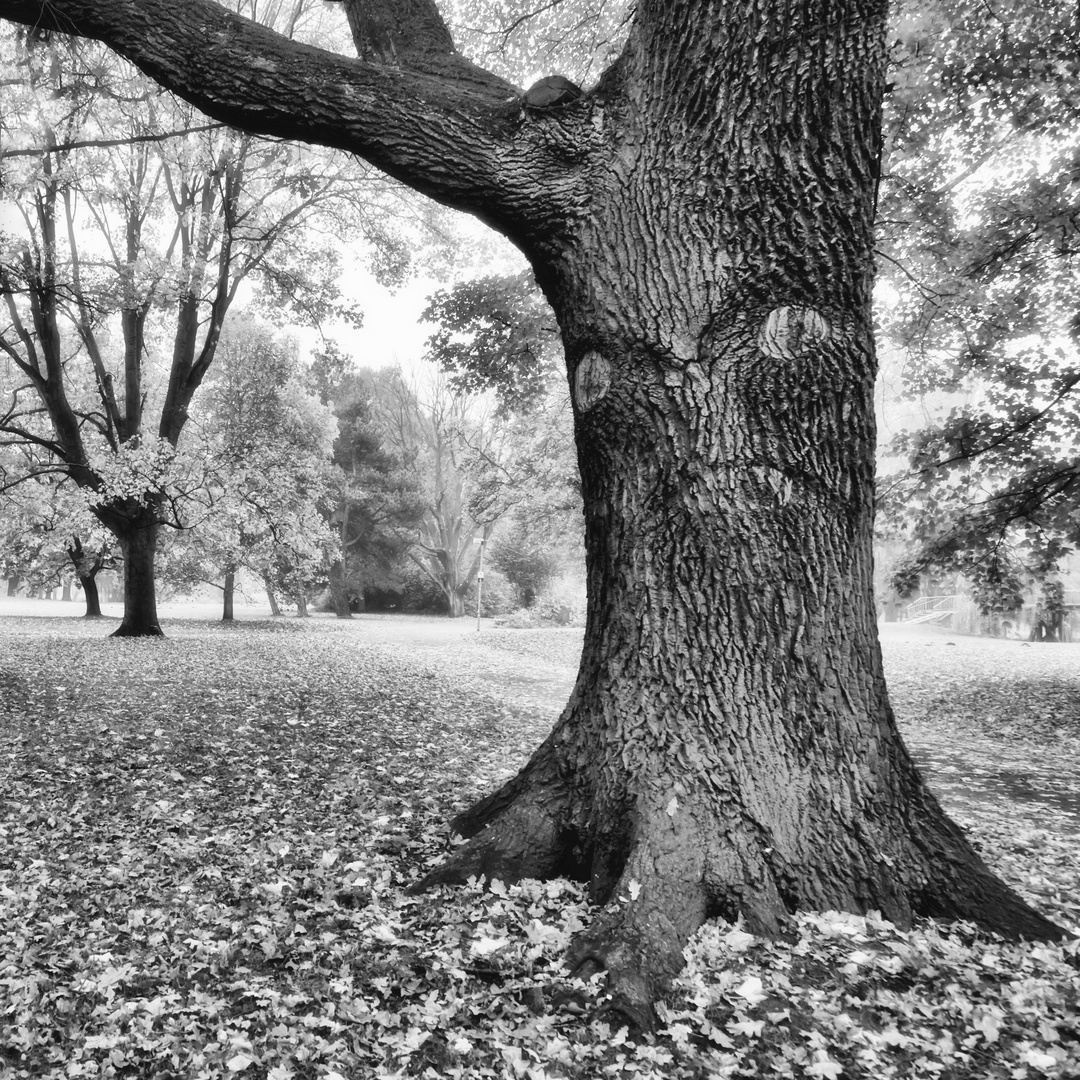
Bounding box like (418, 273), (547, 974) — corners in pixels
(413, 760), (1070, 1030)
(412, 764), (584, 892)
(910, 799), (1070, 942)
(564, 831), (712, 1030)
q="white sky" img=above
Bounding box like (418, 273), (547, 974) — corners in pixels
(334, 272), (437, 376)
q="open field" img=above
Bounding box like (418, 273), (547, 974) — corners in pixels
(1, 601), (1078, 1079)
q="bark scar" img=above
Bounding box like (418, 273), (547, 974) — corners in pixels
(574, 351), (612, 411)
(758, 305), (832, 359)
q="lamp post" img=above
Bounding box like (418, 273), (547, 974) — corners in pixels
(476, 537), (486, 631)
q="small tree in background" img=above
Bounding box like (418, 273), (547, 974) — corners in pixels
(423, 272), (583, 610)
(491, 519), (559, 608)
(372, 371), (509, 618)
(164, 314), (338, 621)
(312, 364), (426, 618)
(0, 447), (114, 615)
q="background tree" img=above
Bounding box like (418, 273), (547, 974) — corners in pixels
(374, 371), (510, 618)
(0, 467), (73, 599)
(876, 0), (1080, 609)
(424, 272), (583, 606)
(320, 367), (426, 618)
(163, 314), (338, 621)
(0, 27), (380, 635)
(490, 517), (559, 608)
(64, 530), (113, 616)
(0, 445), (114, 613)
(4, 0), (1065, 1025)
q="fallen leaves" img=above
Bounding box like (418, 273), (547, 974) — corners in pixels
(0, 614), (1078, 1079)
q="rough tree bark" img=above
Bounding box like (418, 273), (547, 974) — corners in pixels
(5, 0), (1065, 1022)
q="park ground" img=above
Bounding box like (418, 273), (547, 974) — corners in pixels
(0, 597), (1078, 1079)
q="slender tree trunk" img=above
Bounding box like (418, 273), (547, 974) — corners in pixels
(296, 592), (309, 617)
(6, 576), (20, 597)
(222, 568), (236, 622)
(109, 515), (163, 637)
(263, 574), (282, 616)
(328, 560), (352, 618)
(61, 578), (72, 601)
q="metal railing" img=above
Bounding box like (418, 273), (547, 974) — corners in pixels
(904, 595), (960, 623)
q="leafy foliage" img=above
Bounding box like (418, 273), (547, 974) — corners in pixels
(491, 519), (561, 608)
(1, 614), (1077, 1079)
(438, 0), (631, 87)
(322, 369), (427, 616)
(0, 27), (401, 631)
(164, 315), (338, 613)
(423, 272), (560, 417)
(877, 0), (1080, 593)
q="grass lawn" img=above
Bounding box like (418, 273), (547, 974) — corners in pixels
(1, 603), (1078, 1079)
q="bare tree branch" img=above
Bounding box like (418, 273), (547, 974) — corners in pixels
(0, 123), (224, 159)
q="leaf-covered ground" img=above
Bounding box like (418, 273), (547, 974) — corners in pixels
(1, 607), (1078, 1079)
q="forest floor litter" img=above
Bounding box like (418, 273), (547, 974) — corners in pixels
(0, 605), (1077, 1079)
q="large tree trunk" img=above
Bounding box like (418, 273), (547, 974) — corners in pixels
(415, 0), (1065, 1025)
(109, 514), (163, 638)
(424, 329), (1063, 1019)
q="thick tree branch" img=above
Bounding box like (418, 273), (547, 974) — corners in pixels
(336, 0), (455, 65)
(0, 0), (583, 238)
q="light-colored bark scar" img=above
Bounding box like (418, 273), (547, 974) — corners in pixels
(574, 350), (612, 411)
(758, 306), (832, 360)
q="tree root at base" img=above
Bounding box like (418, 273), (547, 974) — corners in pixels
(411, 769), (1071, 1029)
